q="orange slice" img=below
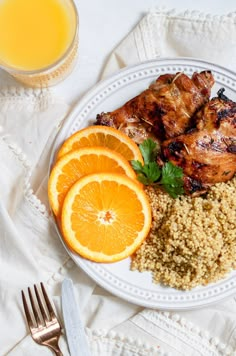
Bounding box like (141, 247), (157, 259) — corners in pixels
(48, 147), (137, 217)
(61, 173), (152, 262)
(56, 125), (143, 163)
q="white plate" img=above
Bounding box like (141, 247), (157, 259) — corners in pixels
(51, 58), (236, 310)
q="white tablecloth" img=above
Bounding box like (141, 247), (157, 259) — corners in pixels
(1, 5), (236, 356)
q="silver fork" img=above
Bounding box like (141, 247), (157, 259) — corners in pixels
(21, 282), (63, 355)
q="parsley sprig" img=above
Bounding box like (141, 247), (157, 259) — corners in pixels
(131, 139), (184, 198)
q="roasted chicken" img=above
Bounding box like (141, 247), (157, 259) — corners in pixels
(95, 71), (236, 195)
(96, 71), (214, 144)
(162, 89), (236, 194)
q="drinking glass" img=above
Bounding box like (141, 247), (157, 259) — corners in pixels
(0, 0), (79, 87)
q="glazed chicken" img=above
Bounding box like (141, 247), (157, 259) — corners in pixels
(162, 89), (236, 194)
(96, 71), (214, 144)
(96, 71), (236, 195)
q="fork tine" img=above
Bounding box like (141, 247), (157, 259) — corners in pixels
(28, 287), (43, 327)
(40, 282), (57, 320)
(21, 290), (34, 330)
(34, 284), (49, 323)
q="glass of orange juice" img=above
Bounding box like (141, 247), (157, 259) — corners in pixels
(0, 0), (78, 87)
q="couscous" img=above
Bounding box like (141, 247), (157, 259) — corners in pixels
(131, 176), (236, 290)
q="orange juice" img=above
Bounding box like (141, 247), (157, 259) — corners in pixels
(0, 0), (78, 87)
(0, 0), (77, 71)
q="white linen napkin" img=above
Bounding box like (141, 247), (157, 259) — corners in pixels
(102, 8), (236, 78)
(1, 8), (236, 356)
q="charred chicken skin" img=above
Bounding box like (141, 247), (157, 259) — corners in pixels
(162, 89), (236, 194)
(96, 71), (214, 144)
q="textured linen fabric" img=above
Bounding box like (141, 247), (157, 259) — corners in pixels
(1, 9), (236, 356)
(102, 9), (236, 78)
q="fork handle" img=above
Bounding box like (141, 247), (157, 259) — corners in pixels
(43, 338), (63, 356)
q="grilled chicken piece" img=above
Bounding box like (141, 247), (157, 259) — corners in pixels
(162, 89), (236, 194)
(96, 71), (214, 144)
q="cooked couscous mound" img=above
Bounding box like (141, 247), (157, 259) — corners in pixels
(131, 176), (236, 290)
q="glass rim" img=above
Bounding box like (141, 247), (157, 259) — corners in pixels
(0, 0), (79, 75)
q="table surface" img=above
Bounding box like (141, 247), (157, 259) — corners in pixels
(50, 0), (236, 107)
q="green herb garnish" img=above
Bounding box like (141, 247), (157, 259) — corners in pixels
(131, 138), (184, 198)
(138, 138), (157, 164)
